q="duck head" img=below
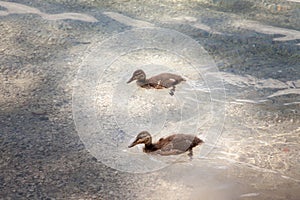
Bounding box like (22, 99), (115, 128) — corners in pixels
(128, 131), (152, 148)
(127, 69), (146, 83)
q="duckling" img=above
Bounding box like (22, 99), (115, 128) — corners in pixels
(127, 69), (186, 96)
(128, 131), (203, 158)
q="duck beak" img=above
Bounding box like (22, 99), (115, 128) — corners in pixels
(127, 76), (135, 84)
(128, 138), (138, 148)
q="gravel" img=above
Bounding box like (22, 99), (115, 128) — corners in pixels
(1, 0), (299, 199)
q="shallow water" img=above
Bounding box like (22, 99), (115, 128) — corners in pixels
(0, 0), (299, 199)
(73, 30), (226, 173)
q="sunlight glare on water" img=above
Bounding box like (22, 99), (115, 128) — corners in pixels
(73, 28), (226, 173)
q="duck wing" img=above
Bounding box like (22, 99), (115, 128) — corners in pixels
(155, 134), (199, 155)
(148, 73), (185, 88)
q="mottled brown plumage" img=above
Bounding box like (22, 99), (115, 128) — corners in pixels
(128, 131), (203, 158)
(127, 69), (186, 96)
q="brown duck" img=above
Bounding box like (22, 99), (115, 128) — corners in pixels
(127, 69), (186, 96)
(128, 131), (203, 158)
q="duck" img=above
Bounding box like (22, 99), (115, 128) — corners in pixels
(127, 69), (186, 96)
(128, 131), (203, 158)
